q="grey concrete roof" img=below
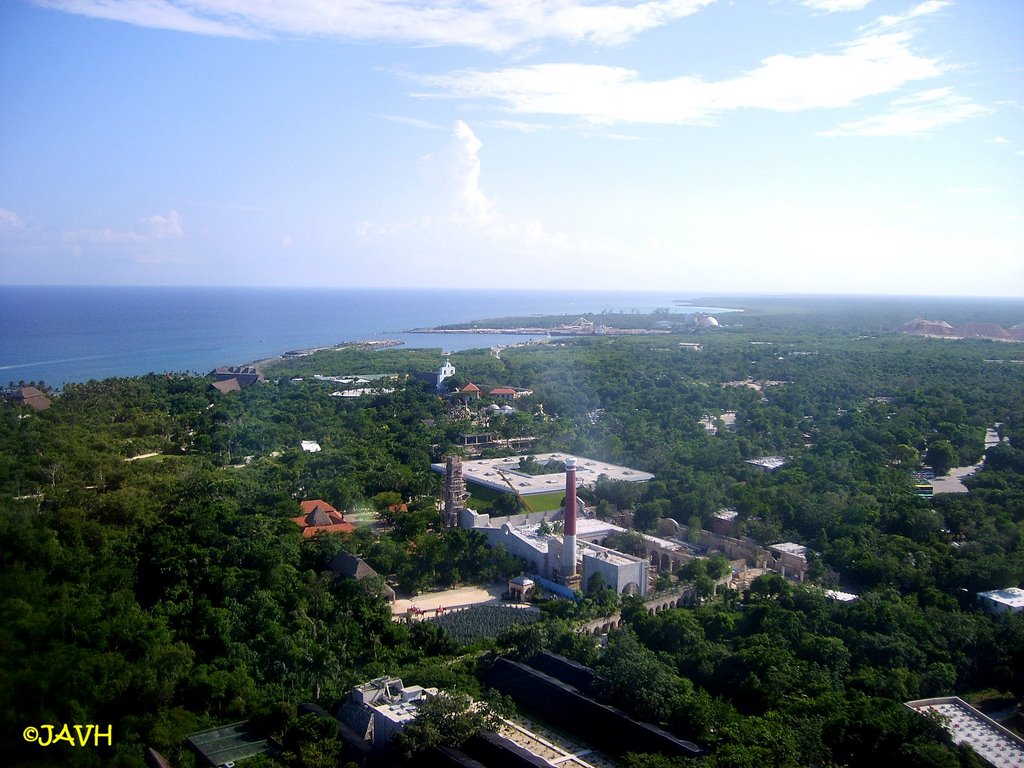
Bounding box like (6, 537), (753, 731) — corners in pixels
(431, 453), (653, 497)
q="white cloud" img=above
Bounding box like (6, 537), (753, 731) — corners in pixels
(33, 0), (716, 51)
(801, 0), (873, 12)
(64, 227), (145, 244)
(145, 210), (184, 239)
(818, 87), (991, 136)
(373, 114), (445, 131)
(356, 121), (623, 277)
(987, 136), (1011, 144)
(867, 0), (952, 31)
(60, 210), (184, 244)
(36, 0), (265, 38)
(0, 208), (25, 230)
(417, 32), (943, 125)
(451, 121), (495, 225)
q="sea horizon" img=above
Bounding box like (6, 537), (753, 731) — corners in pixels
(4, 285), (1021, 390)
(0, 285), (738, 389)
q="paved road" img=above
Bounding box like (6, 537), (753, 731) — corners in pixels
(931, 427), (1005, 494)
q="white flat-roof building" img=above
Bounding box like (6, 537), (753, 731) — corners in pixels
(459, 506), (681, 596)
(977, 588), (1024, 616)
(582, 545), (647, 595)
(824, 589), (859, 603)
(906, 697), (1024, 767)
(338, 677), (437, 748)
(769, 542), (810, 581)
(747, 456), (787, 470)
(430, 453), (654, 497)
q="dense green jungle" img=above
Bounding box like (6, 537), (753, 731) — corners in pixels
(2, 296), (1023, 767)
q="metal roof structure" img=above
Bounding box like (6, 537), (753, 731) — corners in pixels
(187, 721), (274, 767)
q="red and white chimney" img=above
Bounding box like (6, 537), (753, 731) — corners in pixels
(563, 457), (577, 579)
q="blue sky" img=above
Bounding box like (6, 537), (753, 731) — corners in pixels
(1, 0), (1021, 295)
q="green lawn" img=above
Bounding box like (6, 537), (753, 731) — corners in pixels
(465, 483), (565, 514)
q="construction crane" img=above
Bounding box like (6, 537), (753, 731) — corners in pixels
(495, 468), (535, 513)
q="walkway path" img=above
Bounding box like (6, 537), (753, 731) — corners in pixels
(931, 427), (1005, 494)
(125, 452), (160, 462)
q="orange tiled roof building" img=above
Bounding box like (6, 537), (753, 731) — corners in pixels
(292, 500), (355, 537)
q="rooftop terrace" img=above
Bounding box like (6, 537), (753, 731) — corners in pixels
(906, 697), (1024, 768)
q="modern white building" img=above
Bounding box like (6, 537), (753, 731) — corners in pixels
(460, 509), (652, 595)
(337, 677), (437, 748)
(977, 587), (1024, 616)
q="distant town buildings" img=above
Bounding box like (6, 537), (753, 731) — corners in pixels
(310, 372), (399, 398)
(900, 318), (1024, 342)
(695, 314), (720, 328)
(553, 317), (602, 334)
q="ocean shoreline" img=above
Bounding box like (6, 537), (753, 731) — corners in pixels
(4, 286), (707, 387)
(240, 339), (404, 371)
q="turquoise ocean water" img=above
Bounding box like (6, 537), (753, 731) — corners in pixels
(0, 286), (730, 388)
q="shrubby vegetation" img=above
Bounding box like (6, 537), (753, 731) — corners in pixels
(2, 296), (1022, 766)
(426, 606), (540, 646)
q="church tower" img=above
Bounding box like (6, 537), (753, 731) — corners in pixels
(436, 355), (455, 392)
